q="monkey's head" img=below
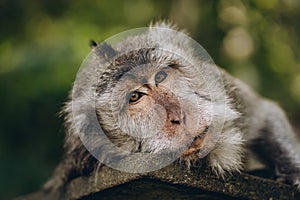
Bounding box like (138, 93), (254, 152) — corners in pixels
(70, 23), (242, 173)
(96, 49), (212, 155)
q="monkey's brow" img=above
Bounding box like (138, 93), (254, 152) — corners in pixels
(121, 73), (149, 85)
(122, 73), (137, 81)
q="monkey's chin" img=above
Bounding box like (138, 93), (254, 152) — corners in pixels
(181, 128), (208, 158)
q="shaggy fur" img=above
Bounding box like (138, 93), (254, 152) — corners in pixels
(44, 22), (300, 192)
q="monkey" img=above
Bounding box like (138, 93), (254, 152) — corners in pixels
(43, 22), (300, 194)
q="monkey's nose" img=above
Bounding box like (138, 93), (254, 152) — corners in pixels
(169, 112), (186, 125)
(164, 115), (181, 137)
(169, 113), (181, 125)
(168, 111), (184, 126)
(170, 119), (180, 125)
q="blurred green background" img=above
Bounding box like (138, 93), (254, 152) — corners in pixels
(0, 0), (300, 199)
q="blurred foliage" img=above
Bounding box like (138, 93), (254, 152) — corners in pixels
(0, 0), (299, 199)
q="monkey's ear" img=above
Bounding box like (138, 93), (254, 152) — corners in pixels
(92, 41), (117, 62)
(89, 40), (98, 48)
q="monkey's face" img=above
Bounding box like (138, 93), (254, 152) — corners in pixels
(97, 61), (213, 159)
(74, 27), (239, 172)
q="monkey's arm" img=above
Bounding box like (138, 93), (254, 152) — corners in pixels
(223, 70), (300, 189)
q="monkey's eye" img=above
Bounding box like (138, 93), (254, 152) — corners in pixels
(155, 71), (167, 84)
(129, 91), (144, 103)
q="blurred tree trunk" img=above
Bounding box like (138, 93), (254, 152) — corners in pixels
(17, 163), (298, 200)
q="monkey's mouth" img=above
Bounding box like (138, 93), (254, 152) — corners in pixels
(182, 126), (209, 157)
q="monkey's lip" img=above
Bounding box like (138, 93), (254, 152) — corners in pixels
(182, 127), (209, 157)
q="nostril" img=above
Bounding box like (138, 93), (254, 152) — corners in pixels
(171, 119), (180, 125)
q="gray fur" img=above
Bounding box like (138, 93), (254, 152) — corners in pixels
(44, 22), (300, 192)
